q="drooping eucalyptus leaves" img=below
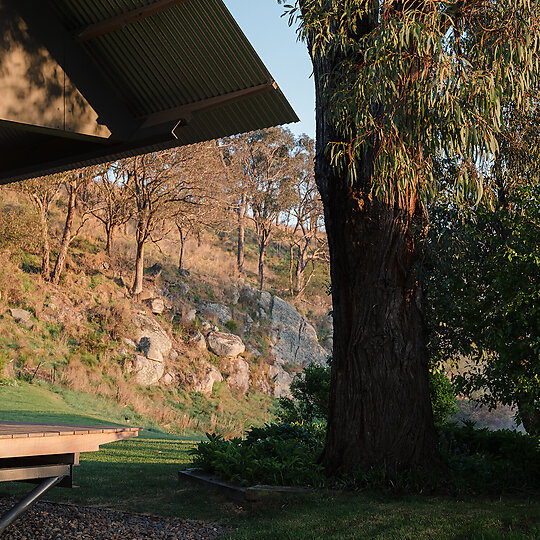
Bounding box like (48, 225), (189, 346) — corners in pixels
(281, 0), (540, 204)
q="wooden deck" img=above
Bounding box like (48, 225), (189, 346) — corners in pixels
(0, 421), (140, 459)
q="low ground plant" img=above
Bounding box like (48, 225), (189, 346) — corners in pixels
(190, 423), (326, 487)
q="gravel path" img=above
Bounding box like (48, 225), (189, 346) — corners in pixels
(0, 498), (230, 539)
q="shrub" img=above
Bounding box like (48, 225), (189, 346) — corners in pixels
(189, 423), (326, 487)
(224, 319), (239, 333)
(277, 362), (331, 424)
(440, 421), (540, 494)
(430, 369), (457, 425)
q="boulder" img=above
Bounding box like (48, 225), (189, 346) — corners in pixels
(269, 364), (293, 398)
(125, 355), (165, 386)
(147, 297), (165, 315)
(146, 263), (163, 278)
(160, 372), (175, 386)
(189, 329), (207, 352)
(181, 307), (197, 324)
(178, 269), (191, 278)
(190, 363), (223, 394)
(10, 308), (31, 322)
(10, 308), (33, 329)
(133, 313), (172, 363)
(198, 301), (232, 325)
(224, 357), (250, 394)
(206, 331), (245, 358)
(169, 349), (179, 361)
(270, 296), (328, 369)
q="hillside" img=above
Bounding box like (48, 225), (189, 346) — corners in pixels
(0, 187), (332, 435)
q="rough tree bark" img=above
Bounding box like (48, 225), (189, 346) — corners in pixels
(105, 223), (116, 258)
(237, 191), (247, 273)
(302, 4), (440, 475)
(132, 216), (147, 295)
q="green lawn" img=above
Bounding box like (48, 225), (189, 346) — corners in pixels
(0, 383), (539, 539)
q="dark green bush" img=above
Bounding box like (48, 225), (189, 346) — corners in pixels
(277, 362), (331, 424)
(440, 421), (540, 494)
(189, 423), (326, 487)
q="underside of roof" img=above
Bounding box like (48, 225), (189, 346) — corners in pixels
(0, 0), (299, 184)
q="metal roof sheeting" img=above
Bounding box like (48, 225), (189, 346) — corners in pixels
(0, 0), (298, 183)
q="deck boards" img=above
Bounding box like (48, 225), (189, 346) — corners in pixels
(0, 422), (140, 459)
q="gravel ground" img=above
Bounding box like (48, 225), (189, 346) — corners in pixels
(0, 498), (231, 539)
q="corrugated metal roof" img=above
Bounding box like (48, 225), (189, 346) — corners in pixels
(51, 0), (297, 124)
(0, 0), (299, 183)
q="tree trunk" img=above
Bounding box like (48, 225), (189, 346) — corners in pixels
(295, 244), (307, 296)
(51, 184), (76, 285)
(105, 224), (116, 257)
(258, 236), (267, 291)
(308, 30), (440, 475)
(132, 239), (145, 295)
(177, 226), (186, 272)
(237, 192), (246, 273)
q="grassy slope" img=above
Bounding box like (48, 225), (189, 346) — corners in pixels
(0, 385), (539, 539)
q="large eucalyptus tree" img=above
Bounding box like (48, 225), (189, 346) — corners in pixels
(281, 0), (540, 474)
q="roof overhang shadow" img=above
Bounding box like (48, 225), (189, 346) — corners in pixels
(0, 0), (299, 184)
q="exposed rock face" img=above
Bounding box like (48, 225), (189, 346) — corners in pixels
(224, 357), (250, 394)
(206, 331), (245, 358)
(181, 307), (197, 324)
(270, 296), (328, 369)
(125, 355), (164, 386)
(189, 362), (223, 394)
(9, 308), (33, 329)
(160, 372), (175, 386)
(189, 329), (207, 352)
(147, 297), (165, 315)
(198, 302), (232, 325)
(146, 263), (163, 278)
(269, 364), (294, 398)
(133, 313), (172, 363)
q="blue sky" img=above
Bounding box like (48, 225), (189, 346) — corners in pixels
(223, 0), (315, 138)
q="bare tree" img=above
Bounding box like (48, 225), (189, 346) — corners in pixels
(17, 174), (62, 280)
(51, 167), (99, 285)
(127, 145), (214, 295)
(227, 128), (295, 290)
(81, 163), (133, 257)
(285, 136), (328, 296)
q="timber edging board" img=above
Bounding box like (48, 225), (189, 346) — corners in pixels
(179, 468), (314, 502)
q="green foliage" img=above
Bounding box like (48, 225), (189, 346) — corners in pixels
(440, 422), (540, 494)
(224, 319), (239, 333)
(284, 1), (540, 201)
(277, 362), (331, 423)
(430, 370), (458, 426)
(190, 423), (326, 487)
(426, 184), (540, 433)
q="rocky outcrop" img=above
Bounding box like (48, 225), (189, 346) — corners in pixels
(189, 329), (207, 352)
(146, 297), (165, 315)
(133, 313), (172, 363)
(223, 357), (250, 394)
(189, 362), (223, 394)
(125, 355), (165, 386)
(270, 296), (328, 369)
(206, 331), (245, 358)
(269, 364), (294, 398)
(198, 301), (232, 325)
(9, 308), (33, 329)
